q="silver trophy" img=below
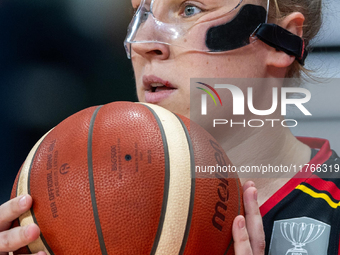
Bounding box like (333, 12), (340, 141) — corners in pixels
(280, 222), (326, 255)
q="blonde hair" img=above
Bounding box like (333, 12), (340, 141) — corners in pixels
(268, 0), (322, 78)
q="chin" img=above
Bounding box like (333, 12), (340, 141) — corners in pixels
(138, 94), (190, 118)
(166, 106), (190, 119)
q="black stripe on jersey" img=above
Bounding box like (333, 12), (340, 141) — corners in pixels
(301, 182), (340, 205)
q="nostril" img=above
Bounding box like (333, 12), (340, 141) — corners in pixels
(154, 50), (162, 55)
(139, 45), (169, 59)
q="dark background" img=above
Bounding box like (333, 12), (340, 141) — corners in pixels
(0, 0), (137, 204)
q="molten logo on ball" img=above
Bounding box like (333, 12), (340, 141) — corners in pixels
(59, 163), (70, 175)
(210, 139), (231, 232)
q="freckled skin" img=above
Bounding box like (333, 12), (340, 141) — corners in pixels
(129, 0), (312, 212)
(132, 41), (270, 119)
(130, 0), (273, 120)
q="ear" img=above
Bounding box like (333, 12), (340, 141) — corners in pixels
(266, 12), (305, 68)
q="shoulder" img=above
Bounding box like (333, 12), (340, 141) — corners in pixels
(314, 149), (340, 188)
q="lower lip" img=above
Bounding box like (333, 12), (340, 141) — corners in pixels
(144, 89), (177, 104)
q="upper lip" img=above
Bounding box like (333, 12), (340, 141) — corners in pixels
(143, 75), (176, 91)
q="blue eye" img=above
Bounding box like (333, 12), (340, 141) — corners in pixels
(183, 5), (202, 17)
(139, 7), (150, 23)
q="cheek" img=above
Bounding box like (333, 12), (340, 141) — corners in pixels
(131, 59), (144, 101)
(131, 57), (143, 77)
(179, 44), (268, 78)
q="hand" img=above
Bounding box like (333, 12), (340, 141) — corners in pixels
(233, 182), (266, 255)
(0, 195), (46, 255)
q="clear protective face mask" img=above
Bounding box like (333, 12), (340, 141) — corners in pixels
(124, 0), (269, 59)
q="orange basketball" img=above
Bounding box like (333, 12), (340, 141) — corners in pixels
(11, 102), (243, 255)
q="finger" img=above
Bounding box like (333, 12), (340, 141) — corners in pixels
(232, 215), (253, 255)
(0, 195), (33, 232)
(18, 252), (47, 255)
(0, 224), (40, 253)
(243, 187), (265, 255)
(243, 181), (255, 192)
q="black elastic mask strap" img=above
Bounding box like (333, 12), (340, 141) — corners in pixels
(254, 23), (308, 65)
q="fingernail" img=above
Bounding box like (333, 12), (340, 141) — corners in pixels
(254, 190), (258, 201)
(19, 195), (27, 208)
(238, 218), (245, 229)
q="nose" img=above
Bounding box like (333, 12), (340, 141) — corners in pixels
(131, 42), (170, 61)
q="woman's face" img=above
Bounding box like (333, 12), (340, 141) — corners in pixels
(129, 0), (271, 119)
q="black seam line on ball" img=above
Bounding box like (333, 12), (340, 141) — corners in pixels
(88, 105), (108, 255)
(224, 238), (234, 255)
(236, 177), (241, 215)
(175, 115), (196, 255)
(16, 166), (24, 203)
(141, 105), (170, 255)
(224, 177), (242, 255)
(27, 134), (55, 255)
